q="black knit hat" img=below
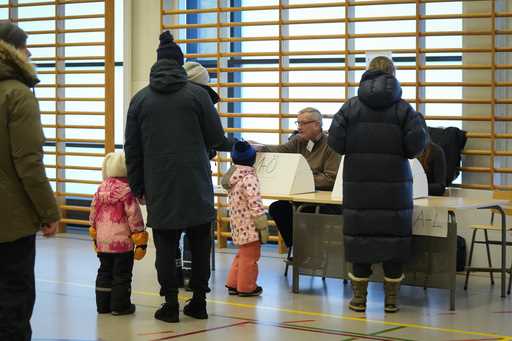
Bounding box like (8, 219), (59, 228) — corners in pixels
(0, 21), (27, 49)
(157, 31), (184, 65)
(232, 141), (256, 167)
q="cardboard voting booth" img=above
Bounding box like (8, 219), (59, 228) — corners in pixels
(330, 157), (429, 200)
(409, 158), (428, 199)
(255, 153), (315, 196)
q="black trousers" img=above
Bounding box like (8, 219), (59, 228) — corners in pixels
(0, 235), (36, 341)
(269, 201), (342, 248)
(153, 223), (211, 301)
(96, 251), (134, 312)
(352, 261), (403, 279)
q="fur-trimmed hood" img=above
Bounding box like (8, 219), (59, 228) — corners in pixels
(0, 40), (38, 87)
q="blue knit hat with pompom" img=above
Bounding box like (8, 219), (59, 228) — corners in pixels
(231, 141), (256, 166)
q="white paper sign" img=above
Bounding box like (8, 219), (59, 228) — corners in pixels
(366, 50), (393, 68)
(412, 206), (448, 237)
(331, 157), (429, 200)
(255, 153), (315, 196)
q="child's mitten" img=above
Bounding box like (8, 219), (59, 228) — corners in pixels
(131, 231), (149, 260)
(254, 214), (269, 244)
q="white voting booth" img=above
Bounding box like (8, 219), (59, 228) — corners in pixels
(331, 156), (429, 200)
(254, 153), (315, 196)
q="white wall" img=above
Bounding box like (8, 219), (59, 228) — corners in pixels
(124, 0), (162, 248)
(124, 0), (161, 102)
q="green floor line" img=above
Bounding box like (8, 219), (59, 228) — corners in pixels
(341, 326), (409, 341)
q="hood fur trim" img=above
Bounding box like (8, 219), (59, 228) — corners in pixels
(0, 40), (38, 86)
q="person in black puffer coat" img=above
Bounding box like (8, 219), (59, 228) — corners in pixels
(328, 57), (427, 313)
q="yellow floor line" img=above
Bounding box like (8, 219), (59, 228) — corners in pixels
(38, 278), (511, 340)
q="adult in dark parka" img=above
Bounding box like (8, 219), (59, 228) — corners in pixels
(0, 22), (60, 341)
(328, 57), (427, 313)
(124, 31), (226, 323)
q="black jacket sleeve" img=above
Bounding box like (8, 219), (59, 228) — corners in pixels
(427, 143), (447, 196)
(196, 90), (226, 150)
(124, 93), (145, 198)
(402, 103), (427, 159)
(214, 136), (239, 152)
(328, 101), (350, 155)
(207, 136), (239, 160)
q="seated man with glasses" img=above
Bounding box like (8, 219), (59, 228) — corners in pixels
(253, 107), (342, 254)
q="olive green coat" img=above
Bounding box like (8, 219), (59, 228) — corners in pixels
(0, 40), (59, 243)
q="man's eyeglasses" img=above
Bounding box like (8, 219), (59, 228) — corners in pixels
(294, 120), (317, 127)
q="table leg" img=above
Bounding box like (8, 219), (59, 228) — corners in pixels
(292, 202), (299, 293)
(496, 206), (507, 298)
(450, 288), (455, 311)
(449, 211), (457, 311)
(292, 265), (299, 293)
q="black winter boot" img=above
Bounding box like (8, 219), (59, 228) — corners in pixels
(154, 292), (180, 323)
(112, 304), (136, 316)
(95, 287), (112, 314)
(111, 283), (133, 315)
(183, 292), (208, 319)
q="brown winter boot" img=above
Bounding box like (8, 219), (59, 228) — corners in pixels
(383, 274), (404, 313)
(348, 273), (369, 312)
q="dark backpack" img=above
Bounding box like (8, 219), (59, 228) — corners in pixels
(456, 235), (467, 272)
(427, 127), (467, 186)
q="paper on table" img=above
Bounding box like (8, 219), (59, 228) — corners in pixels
(412, 206), (448, 237)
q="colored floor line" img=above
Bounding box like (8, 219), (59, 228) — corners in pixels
(149, 321), (251, 341)
(139, 313), (403, 341)
(149, 318), (409, 341)
(446, 338), (504, 341)
(209, 313), (414, 341)
(200, 296), (511, 340)
(341, 326), (408, 341)
(137, 330), (175, 336)
(281, 319), (316, 324)
(37, 278), (512, 340)
(261, 322), (407, 341)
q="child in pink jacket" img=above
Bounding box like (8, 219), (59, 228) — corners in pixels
(222, 141), (269, 296)
(89, 151), (147, 315)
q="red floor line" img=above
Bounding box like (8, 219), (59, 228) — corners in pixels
(202, 313), (406, 341)
(149, 321), (251, 341)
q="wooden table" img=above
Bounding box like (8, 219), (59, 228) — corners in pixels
(289, 193), (508, 310)
(214, 187), (508, 310)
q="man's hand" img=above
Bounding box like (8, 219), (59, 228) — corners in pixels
(41, 221), (59, 237)
(246, 140), (265, 151)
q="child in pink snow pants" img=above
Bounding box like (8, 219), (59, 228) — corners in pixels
(222, 141), (269, 296)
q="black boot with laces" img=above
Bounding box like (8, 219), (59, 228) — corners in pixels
(154, 293), (179, 323)
(183, 292), (208, 319)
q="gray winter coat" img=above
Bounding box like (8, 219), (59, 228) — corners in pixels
(328, 70), (427, 264)
(124, 60), (225, 229)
